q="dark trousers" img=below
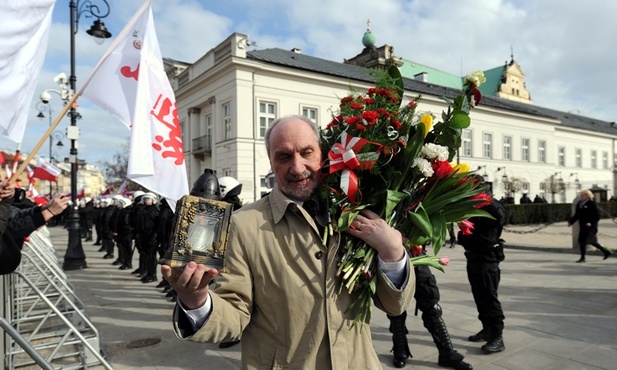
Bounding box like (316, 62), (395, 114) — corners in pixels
(466, 258), (505, 336)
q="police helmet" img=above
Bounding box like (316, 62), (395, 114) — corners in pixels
(219, 176), (242, 200)
(190, 168), (220, 200)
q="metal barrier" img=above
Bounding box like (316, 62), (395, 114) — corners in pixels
(2, 227), (113, 370)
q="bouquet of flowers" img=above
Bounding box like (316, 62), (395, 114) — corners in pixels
(319, 66), (492, 328)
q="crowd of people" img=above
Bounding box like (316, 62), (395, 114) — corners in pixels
(4, 114), (613, 369)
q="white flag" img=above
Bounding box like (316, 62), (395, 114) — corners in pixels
(80, 0), (188, 209)
(0, 0), (56, 143)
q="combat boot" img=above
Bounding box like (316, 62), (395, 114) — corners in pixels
(388, 312), (412, 368)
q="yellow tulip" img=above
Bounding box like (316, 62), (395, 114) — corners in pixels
(420, 114), (434, 137)
(452, 163), (470, 173)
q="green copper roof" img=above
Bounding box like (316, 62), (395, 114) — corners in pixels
(479, 65), (505, 96)
(399, 58), (463, 89)
(362, 29), (376, 48)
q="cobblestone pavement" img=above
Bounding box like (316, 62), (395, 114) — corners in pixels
(48, 219), (617, 370)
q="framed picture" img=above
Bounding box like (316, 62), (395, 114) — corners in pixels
(159, 195), (234, 271)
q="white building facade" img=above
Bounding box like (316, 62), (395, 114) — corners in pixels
(167, 33), (617, 205)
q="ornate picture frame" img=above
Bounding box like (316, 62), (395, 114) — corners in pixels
(159, 195), (234, 271)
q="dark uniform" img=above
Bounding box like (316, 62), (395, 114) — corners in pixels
(116, 200), (134, 270)
(101, 200), (118, 259)
(458, 199), (506, 354)
(387, 247), (472, 370)
(155, 198), (174, 260)
(138, 194), (160, 283)
(92, 200), (104, 246)
(130, 195), (146, 275)
(568, 193), (612, 262)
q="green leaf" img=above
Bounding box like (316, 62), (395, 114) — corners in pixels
(385, 190), (408, 222)
(430, 212), (446, 255)
(408, 206), (432, 238)
(337, 204), (368, 231)
(387, 65), (404, 101)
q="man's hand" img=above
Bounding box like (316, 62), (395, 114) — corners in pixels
(345, 209), (405, 263)
(0, 180), (16, 199)
(161, 262), (219, 309)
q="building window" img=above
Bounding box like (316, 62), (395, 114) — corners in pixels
(576, 148), (582, 168)
(223, 102), (232, 140)
(538, 140), (546, 163)
(205, 114), (212, 142)
(181, 119), (187, 152)
(558, 147), (565, 167)
(503, 135), (512, 160)
(259, 101), (277, 138)
(521, 138), (530, 162)
(482, 133), (492, 159)
(462, 129), (472, 157)
(591, 150), (597, 169)
(603, 151), (609, 170)
(302, 106), (318, 124)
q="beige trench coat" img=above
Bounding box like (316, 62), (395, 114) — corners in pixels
(173, 185), (415, 369)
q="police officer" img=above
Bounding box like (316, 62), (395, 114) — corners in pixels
(139, 192), (160, 283)
(155, 198), (174, 288)
(129, 191), (146, 276)
(387, 246), (472, 370)
(116, 198), (134, 270)
(458, 181), (507, 354)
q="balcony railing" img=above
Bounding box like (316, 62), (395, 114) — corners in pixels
(192, 135), (212, 155)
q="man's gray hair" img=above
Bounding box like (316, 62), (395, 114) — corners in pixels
(264, 115), (320, 158)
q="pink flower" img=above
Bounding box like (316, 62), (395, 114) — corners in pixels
(458, 220), (474, 235)
(439, 256), (449, 266)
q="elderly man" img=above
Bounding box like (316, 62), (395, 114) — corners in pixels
(162, 115), (415, 369)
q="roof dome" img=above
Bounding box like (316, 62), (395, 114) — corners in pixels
(362, 20), (376, 48)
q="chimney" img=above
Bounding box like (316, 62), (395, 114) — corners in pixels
(414, 72), (428, 82)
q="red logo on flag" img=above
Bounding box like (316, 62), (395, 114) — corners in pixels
(151, 94), (184, 165)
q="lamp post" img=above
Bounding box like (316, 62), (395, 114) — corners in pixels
(36, 102), (65, 196)
(63, 0), (112, 271)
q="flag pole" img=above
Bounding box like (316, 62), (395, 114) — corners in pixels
(8, 93), (78, 185)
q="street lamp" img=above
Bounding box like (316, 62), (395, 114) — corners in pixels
(36, 102), (65, 196)
(64, 0), (112, 271)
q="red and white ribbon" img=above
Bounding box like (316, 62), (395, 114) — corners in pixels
(328, 132), (370, 202)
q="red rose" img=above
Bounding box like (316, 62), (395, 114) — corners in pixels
(390, 118), (401, 130)
(471, 87), (482, 106)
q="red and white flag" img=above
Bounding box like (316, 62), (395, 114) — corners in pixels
(26, 165), (35, 185)
(100, 185), (113, 196)
(118, 178), (129, 197)
(80, 0), (188, 210)
(0, 0), (55, 143)
(32, 157), (61, 183)
(5, 164), (12, 180)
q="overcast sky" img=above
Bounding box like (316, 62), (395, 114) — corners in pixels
(4, 0), (616, 167)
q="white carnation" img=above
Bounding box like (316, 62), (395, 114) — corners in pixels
(413, 157), (434, 177)
(421, 143), (449, 161)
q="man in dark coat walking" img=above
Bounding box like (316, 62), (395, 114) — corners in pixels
(568, 189), (612, 262)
